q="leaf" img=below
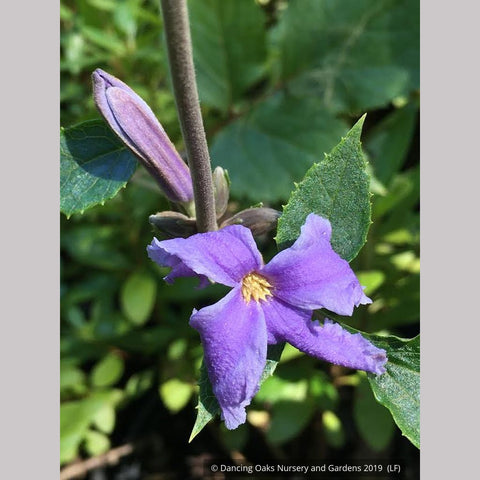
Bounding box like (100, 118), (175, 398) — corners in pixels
(266, 399), (316, 445)
(373, 167), (419, 219)
(92, 405), (116, 434)
(367, 273), (420, 331)
(219, 424), (248, 452)
(356, 270), (386, 296)
(189, 0), (267, 112)
(255, 376), (308, 404)
(109, 326), (175, 354)
(365, 103), (418, 185)
(91, 352), (124, 387)
(189, 343), (284, 442)
(120, 271), (157, 326)
(84, 430), (110, 456)
(60, 120), (137, 217)
(125, 370), (155, 398)
(81, 25), (127, 56)
(61, 225), (131, 270)
(276, 116), (371, 262)
(60, 362), (88, 397)
(354, 374), (396, 451)
(210, 94), (348, 202)
(353, 330), (420, 448)
(159, 379), (194, 413)
(60, 390), (122, 464)
(322, 410), (346, 448)
(271, 0), (419, 113)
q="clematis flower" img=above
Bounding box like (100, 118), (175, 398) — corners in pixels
(92, 69), (194, 204)
(147, 214), (387, 429)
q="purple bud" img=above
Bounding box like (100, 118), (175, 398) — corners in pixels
(92, 69), (194, 203)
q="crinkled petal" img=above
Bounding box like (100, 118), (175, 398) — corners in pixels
(190, 287), (267, 429)
(263, 214), (370, 315)
(263, 298), (386, 374)
(147, 225), (263, 287)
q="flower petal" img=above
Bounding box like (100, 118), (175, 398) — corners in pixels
(263, 298), (387, 374)
(263, 214), (370, 315)
(190, 288), (267, 429)
(147, 238), (209, 287)
(147, 225), (263, 287)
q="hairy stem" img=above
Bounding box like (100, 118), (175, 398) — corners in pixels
(160, 0), (217, 232)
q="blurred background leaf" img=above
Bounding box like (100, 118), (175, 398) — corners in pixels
(210, 94), (348, 202)
(189, 0), (268, 113)
(270, 0), (419, 113)
(354, 373), (396, 451)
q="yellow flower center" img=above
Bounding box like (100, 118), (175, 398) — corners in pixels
(241, 272), (273, 303)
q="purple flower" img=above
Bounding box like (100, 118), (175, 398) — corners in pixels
(92, 69), (194, 203)
(147, 214), (387, 429)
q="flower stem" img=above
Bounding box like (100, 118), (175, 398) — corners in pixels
(159, 0), (217, 232)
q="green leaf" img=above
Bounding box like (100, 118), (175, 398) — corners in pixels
(81, 25), (127, 56)
(266, 399), (316, 445)
(271, 0), (419, 113)
(84, 430), (110, 456)
(61, 225), (131, 270)
(125, 370), (155, 398)
(276, 116), (371, 262)
(255, 376), (308, 404)
(354, 374), (395, 451)
(91, 352), (124, 387)
(159, 379), (194, 413)
(189, 0), (267, 112)
(367, 334), (419, 448)
(322, 410), (346, 448)
(356, 270), (386, 296)
(120, 271), (157, 326)
(367, 273), (420, 330)
(344, 329), (419, 448)
(219, 423), (249, 452)
(322, 410), (345, 448)
(60, 362), (87, 396)
(92, 405), (116, 434)
(60, 390), (122, 464)
(109, 326), (175, 354)
(189, 343), (284, 442)
(60, 120), (137, 217)
(373, 167), (419, 219)
(60, 430), (84, 464)
(365, 103), (418, 185)
(210, 94), (348, 202)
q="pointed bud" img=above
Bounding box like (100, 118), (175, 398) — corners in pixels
(92, 69), (194, 204)
(149, 211), (197, 238)
(212, 167), (230, 219)
(221, 208), (281, 237)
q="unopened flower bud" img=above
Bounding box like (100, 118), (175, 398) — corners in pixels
(212, 167), (230, 219)
(149, 211), (197, 238)
(221, 208), (281, 236)
(92, 69), (194, 204)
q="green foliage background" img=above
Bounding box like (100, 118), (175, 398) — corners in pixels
(61, 0), (419, 475)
